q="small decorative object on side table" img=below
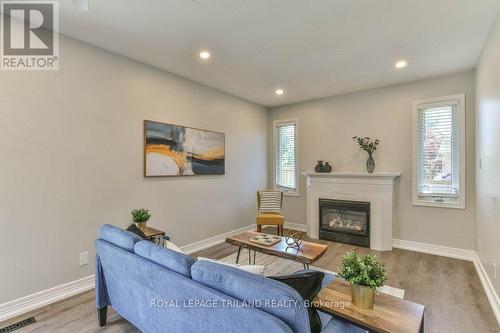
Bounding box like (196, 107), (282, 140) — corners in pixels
(131, 208), (151, 229)
(128, 208), (165, 245)
(353, 136), (380, 173)
(337, 251), (386, 309)
(285, 230), (303, 249)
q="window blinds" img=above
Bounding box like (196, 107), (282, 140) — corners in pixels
(276, 122), (296, 193)
(417, 101), (459, 198)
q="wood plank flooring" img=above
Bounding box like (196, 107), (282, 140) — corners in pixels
(1, 228), (498, 333)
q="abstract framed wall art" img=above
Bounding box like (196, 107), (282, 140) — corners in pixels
(144, 120), (225, 177)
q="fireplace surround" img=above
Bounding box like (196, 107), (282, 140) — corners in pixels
(303, 172), (400, 251)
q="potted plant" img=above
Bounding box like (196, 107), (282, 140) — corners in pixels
(337, 251), (386, 309)
(131, 208), (151, 230)
(353, 136), (380, 173)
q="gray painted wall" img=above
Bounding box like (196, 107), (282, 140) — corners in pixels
(269, 71), (476, 250)
(0, 35), (268, 304)
(476, 10), (500, 296)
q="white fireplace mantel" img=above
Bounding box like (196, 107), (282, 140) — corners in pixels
(302, 172), (400, 251)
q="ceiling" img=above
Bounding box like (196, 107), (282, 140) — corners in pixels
(54, 0), (500, 106)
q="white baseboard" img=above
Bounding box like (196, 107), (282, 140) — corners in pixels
(284, 222), (308, 232)
(392, 239), (475, 261)
(0, 275), (94, 323)
(472, 253), (500, 325)
(181, 224), (255, 254)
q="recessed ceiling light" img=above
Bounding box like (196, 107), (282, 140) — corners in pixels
(275, 89), (284, 95)
(199, 51), (211, 60)
(395, 60), (407, 69)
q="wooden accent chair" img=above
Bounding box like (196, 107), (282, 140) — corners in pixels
(256, 190), (284, 236)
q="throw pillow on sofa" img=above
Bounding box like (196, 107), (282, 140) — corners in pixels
(270, 270), (325, 333)
(197, 257), (266, 275)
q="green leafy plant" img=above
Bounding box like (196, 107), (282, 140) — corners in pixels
(353, 136), (380, 156)
(131, 208), (151, 223)
(337, 251), (386, 288)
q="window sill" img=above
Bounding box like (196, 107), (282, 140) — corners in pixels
(283, 192), (299, 197)
(412, 199), (465, 210)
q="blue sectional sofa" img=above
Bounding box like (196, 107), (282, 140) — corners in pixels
(95, 224), (362, 333)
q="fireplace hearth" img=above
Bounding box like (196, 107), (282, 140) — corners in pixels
(319, 199), (370, 247)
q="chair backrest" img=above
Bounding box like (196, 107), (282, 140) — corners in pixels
(257, 190), (283, 214)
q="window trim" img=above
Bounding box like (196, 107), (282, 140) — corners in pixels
(412, 94), (466, 209)
(273, 118), (299, 197)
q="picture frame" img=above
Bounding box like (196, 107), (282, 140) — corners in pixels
(144, 120), (225, 177)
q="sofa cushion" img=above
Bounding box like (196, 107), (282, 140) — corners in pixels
(191, 260), (310, 333)
(270, 270), (325, 333)
(285, 269), (338, 329)
(134, 240), (196, 277)
(99, 224), (142, 252)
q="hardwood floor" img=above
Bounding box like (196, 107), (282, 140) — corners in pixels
(2, 228), (498, 332)
(200, 234), (499, 333)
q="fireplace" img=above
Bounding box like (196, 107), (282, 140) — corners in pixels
(319, 199), (370, 247)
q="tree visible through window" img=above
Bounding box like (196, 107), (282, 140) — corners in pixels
(418, 103), (458, 196)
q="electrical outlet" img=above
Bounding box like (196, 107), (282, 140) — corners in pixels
(478, 239), (482, 252)
(479, 157), (482, 169)
(493, 263), (497, 280)
(493, 196), (497, 210)
(79, 252), (89, 266)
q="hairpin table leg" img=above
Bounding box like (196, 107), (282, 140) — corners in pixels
(236, 246), (241, 264)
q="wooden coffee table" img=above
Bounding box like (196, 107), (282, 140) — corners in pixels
(225, 231), (328, 269)
(314, 279), (425, 333)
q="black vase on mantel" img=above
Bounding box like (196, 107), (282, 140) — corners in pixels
(314, 161), (325, 172)
(314, 161), (332, 173)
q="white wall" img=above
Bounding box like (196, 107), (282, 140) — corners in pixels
(0, 35), (267, 304)
(269, 71), (476, 249)
(476, 10), (500, 295)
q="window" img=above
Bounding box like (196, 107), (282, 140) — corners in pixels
(274, 119), (298, 195)
(412, 94), (465, 208)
